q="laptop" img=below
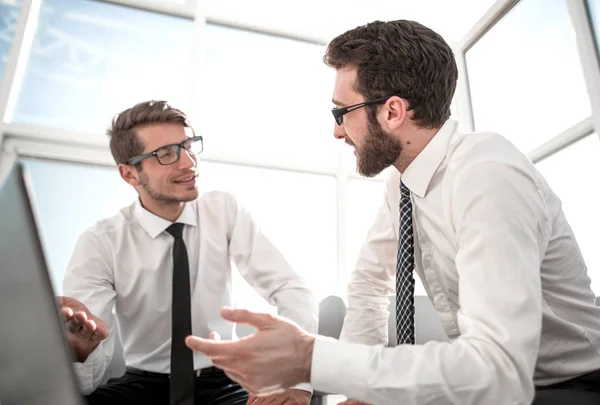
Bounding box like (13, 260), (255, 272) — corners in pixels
(0, 162), (85, 405)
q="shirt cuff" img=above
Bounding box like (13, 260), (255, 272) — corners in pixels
(310, 335), (372, 398)
(290, 382), (312, 393)
(73, 345), (103, 394)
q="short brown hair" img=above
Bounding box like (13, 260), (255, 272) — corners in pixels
(107, 100), (193, 165)
(324, 20), (457, 129)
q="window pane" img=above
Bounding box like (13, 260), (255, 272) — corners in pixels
(345, 178), (426, 297)
(12, 0), (194, 133)
(535, 134), (600, 295)
(197, 161), (338, 308)
(200, 24), (338, 171)
(21, 159), (136, 293)
(0, 0), (22, 84)
(20, 158), (338, 309)
(466, 0), (590, 153)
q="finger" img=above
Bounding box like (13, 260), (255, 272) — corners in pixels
(248, 395), (263, 405)
(247, 394), (258, 405)
(60, 306), (74, 320)
(90, 323), (109, 341)
(72, 311), (88, 325)
(222, 368), (254, 393)
(68, 311), (89, 333)
(254, 393), (279, 405)
(65, 317), (85, 335)
(185, 335), (242, 357)
(77, 319), (97, 339)
(220, 307), (277, 330)
(209, 331), (221, 341)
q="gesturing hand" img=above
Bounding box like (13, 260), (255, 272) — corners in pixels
(186, 307), (315, 395)
(58, 296), (109, 363)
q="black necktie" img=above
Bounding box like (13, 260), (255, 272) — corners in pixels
(166, 223), (195, 405)
(396, 181), (415, 345)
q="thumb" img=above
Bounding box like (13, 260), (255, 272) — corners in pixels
(220, 307), (276, 330)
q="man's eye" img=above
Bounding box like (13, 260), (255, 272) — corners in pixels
(157, 148), (174, 158)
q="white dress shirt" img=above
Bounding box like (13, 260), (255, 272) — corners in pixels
(311, 119), (600, 405)
(63, 190), (318, 394)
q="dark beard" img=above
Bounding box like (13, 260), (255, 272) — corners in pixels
(356, 118), (402, 177)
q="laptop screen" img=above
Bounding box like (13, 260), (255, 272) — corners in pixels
(0, 163), (84, 405)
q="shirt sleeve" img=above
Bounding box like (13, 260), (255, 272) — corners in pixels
(311, 161), (548, 405)
(339, 177), (397, 346)
(63, 228), (117, 395)
(226, 193), (318, 393)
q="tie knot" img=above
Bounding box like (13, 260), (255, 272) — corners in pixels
(166, 223), (184, 239)
(400, 181), (410, 198)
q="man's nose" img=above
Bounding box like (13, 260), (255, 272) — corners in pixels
(333, 121), (346, 140)
(178, 148), (196, 169)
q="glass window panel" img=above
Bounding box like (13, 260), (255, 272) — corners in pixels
(0, 0), (22, 84)
(204, 0), (496, 44)
(20, 158), (338, 310)
(200, 24), (338, 171)
(535, 134), (600, 295)
(587, 0), (600, 55)
(197, 161), (338, 310)
(21, 159), (136, 293)
(12, 0), (194, 133)
(466, 0), (590, 153)
(345, 178), (426, 297)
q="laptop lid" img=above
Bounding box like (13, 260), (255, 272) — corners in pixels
(0, 162), (84, 405)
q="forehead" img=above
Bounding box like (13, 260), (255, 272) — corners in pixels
(333, 67), (361, 105)
(136, 123), (193, 152)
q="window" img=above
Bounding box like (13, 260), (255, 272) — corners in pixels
(197, 161), (338, 308)
(345, 178), (384, 287)
(535, 134), (600, 295)
(21, 158), (338, 307)
(0, 0), (22, 84)
(587, 0), (600, 56)
(21, 159), (136, 293)
(466, 0), (590, 153)
(199, 24), (338, 171)
(11, 0), (194, 133)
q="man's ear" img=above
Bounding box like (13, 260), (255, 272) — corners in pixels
(118, 163), (141, 187)
(381, 96), (409, 131)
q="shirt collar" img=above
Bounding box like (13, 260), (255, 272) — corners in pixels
(134, 199), (197, 239)
(401, 119), (457, 198)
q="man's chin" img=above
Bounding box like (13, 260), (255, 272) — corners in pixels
(357, 163), (385, 178)
(180, 189), (199, 202)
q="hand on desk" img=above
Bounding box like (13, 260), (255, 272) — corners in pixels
(185, 307), (314, 395)
(57, 296), (109, 363)
(248, 389), (311, 405)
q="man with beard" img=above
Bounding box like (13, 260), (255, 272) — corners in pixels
(185, 20), (600, 405)
(58, 100), (317, 405)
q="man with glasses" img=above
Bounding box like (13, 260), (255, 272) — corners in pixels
(186, 20), (600, 405)
(58, 100), (317, 405)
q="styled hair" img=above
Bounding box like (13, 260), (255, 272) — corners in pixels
(107, 100), (193, 164)
(324, 20), (458, 129)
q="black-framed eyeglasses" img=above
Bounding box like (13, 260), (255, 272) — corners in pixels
(332, 94), (399, 126)
(127, 135), (204, 166)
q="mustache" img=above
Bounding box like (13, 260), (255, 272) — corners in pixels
(345, 138), (356, 148)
